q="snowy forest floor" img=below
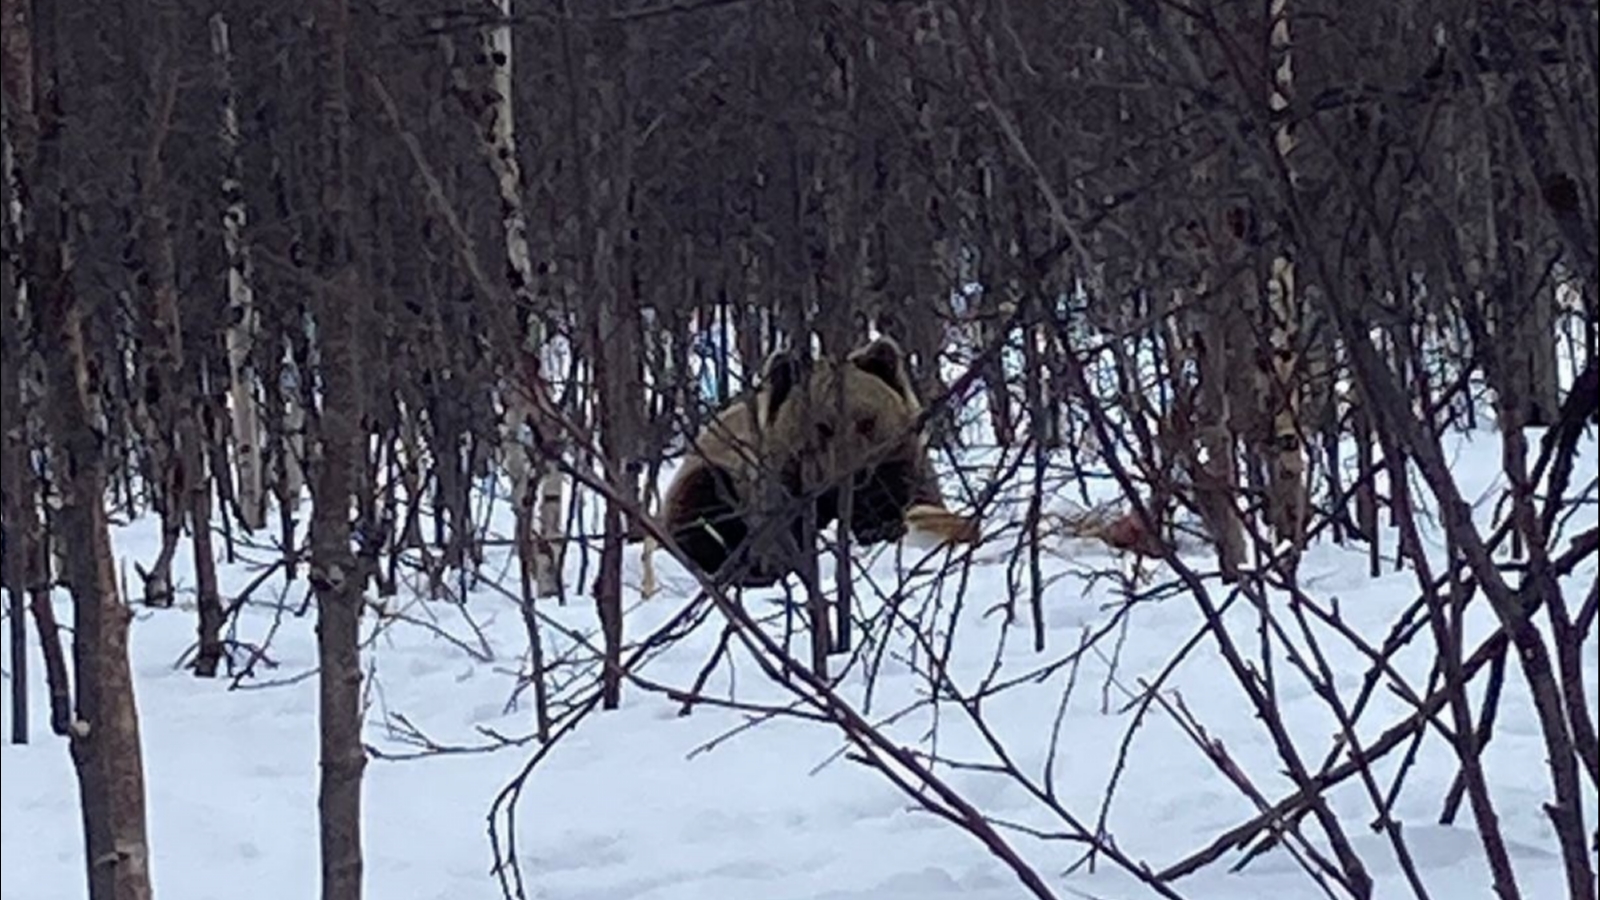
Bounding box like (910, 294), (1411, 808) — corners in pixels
(3, 428), (1597, 900)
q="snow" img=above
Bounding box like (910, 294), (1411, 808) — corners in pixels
(2, 428), (1596, 900)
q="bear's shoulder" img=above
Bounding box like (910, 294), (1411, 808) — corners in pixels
(687, 396), (773, 471)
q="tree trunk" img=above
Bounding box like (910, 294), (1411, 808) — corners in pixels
(281, 342), (308, 513)
(1193, 304), (1247, 581)
(1196, 317), (1241, 582)
(125, 7), (188, 613)
(23, 0), (154, 891)
(2, 89), (24, 743)
(1262, 0), (1307, 561)
(447, 0), (564, 598)
(186, 399), (226, 677)
(2, 112), (33, 744)
(1521, 287), (1559, 427)
(513, 492), (553, 739)
(974, 162), (1015, 447)
(210, 12), (265, 531)
(585, 18), (644, 709)
(591, 235), (627, 708)
(40, 290), (156, 900)
(261, 338), (299, 580)
(1, 146), (71, 730)
(310, 276), (366, 900)
(310, 0), (366, 895)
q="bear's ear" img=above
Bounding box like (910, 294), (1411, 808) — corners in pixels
(762, 350), (803, 424)
(849, 337), (912, 399)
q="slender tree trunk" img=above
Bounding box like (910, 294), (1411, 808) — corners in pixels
(204, 368), (241, 565)
(2, 110), (32, 744)
(2, 124), (71, 730)
(1193, 303), (1246, 581)
(125, 12), (189, 612)
(447, 0), (564, 598)
(975, 181), (1015, 447)
(281, 342), (307, 512)
(1262, 0), (1307, 561)
(187, 401), (225, 677)
(40, 292), (156, 900)
(592, 297), (626, 709)
(585, 18), (645, 709)
(513, 492), (552, 739)
(261, 338), (299, 580)
(127, 4), (228, 675)
(24, 1), (154, 893)
(210, 12), (265, 531)
(311, 284), (366, 900)
(27, 547), (72, 736)
(310, 0), (366, 895)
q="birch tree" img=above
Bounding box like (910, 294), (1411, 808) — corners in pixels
(210, 11), (265, 532)
(18, 0), (154, 893)
(443, 0), (565, 598)
(1262, 0), (1308, 558)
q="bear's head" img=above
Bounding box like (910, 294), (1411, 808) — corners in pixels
(757, 337), (923, 500)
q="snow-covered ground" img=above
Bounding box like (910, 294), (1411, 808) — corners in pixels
(3, 429), (1596, 900)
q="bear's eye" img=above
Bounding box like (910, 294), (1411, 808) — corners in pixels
(855, 417), (876, 438)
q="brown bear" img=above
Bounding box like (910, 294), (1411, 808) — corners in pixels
(657, 336), (977, 588)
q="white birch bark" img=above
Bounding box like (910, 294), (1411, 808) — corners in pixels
(1264, 0), (1306, 549)
(282, 329), (308, 512)
(209, 13), (265, 529)
(449, 0), (563, 596)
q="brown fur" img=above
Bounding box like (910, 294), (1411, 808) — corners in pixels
(657, 337), (977, 587)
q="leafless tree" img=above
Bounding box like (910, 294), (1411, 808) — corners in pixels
(305, 0), (368, 895)
(11, 0), (154, 895)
